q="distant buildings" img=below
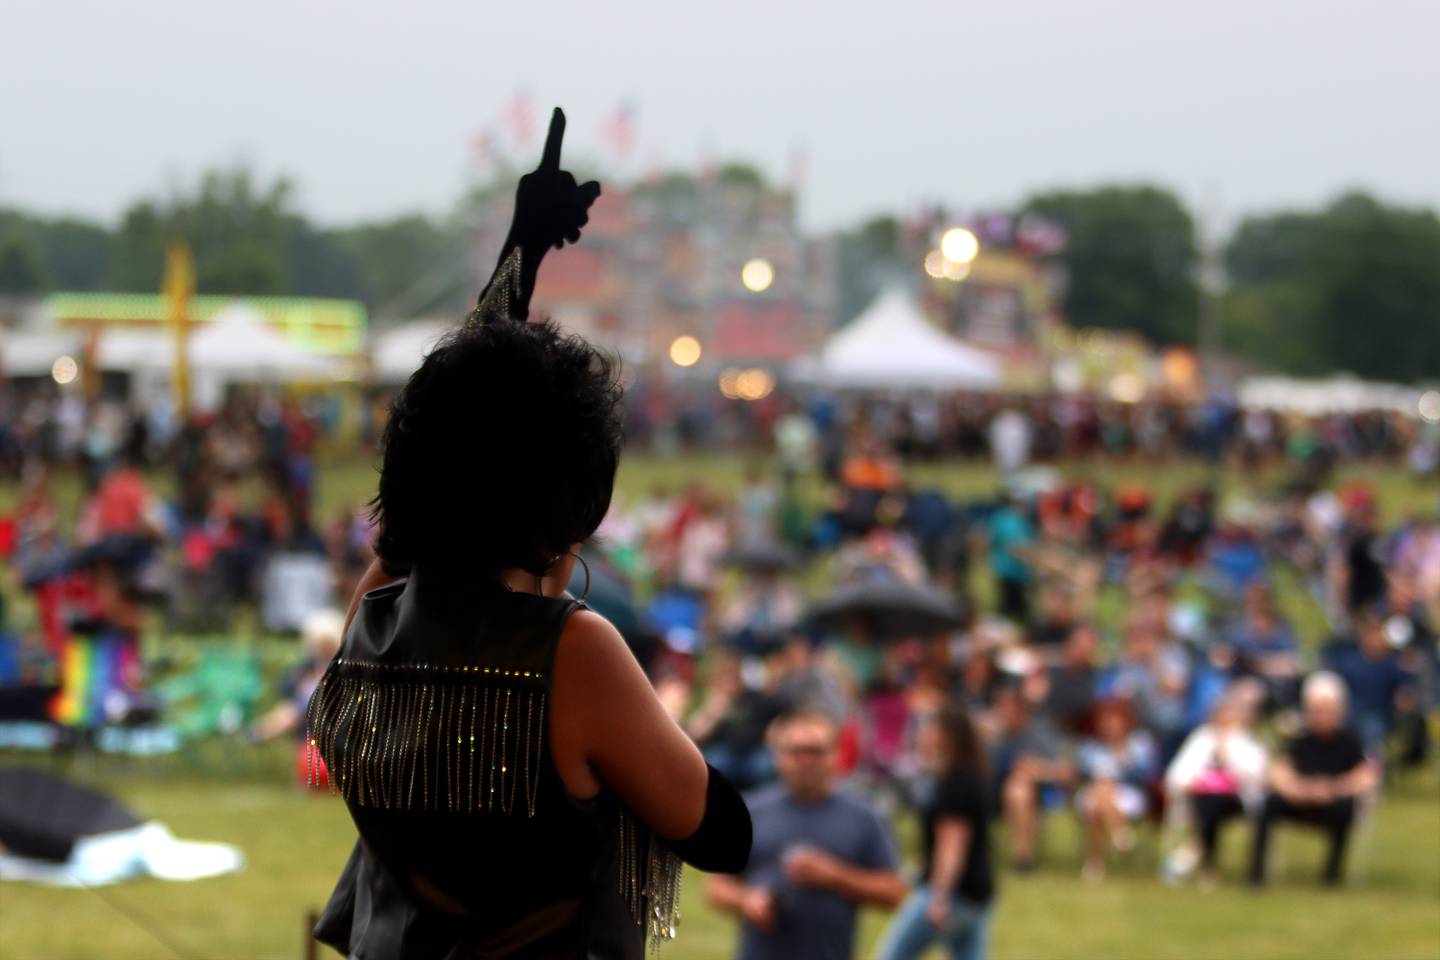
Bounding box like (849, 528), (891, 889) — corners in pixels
(467, 166), (835, 372)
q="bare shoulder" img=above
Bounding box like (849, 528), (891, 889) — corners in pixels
(556, 608), (635, 671)
(552, 608), (646, 704)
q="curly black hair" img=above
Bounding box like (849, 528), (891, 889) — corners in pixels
(368, 316), (624, 585)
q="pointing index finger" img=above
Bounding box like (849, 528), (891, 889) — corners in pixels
(539, 107), (565, 172)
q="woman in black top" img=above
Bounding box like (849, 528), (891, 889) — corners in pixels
(309, 108), (751, 959)
(877, 704), (994, 960)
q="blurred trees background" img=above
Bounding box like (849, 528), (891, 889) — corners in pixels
(0, 167), (469, 317)
(1021, 185), (1200, 347)
(1220, 193), (1440, 382)
(2, 167), (1437, 381)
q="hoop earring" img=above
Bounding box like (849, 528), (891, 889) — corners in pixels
(567, 551), (591, 602)
(536, 554), (561, 597)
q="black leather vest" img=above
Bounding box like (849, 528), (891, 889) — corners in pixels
(309, 569), (677, 959)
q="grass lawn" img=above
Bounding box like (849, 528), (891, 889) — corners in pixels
(0, 756), (1435, 960)
(1, 454), (1438, 959)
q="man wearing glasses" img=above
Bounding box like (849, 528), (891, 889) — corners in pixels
(707, 710), (908, 960)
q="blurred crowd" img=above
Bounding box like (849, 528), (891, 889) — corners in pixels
(3, 381), (1439, 484)
(596, 429), (1435, 957)
(0, 389), (368, 740)
(1, 382), (1439, 959)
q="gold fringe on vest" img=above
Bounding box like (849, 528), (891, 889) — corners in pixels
(307, 655), (684, 948)
(618, 808), (684, 950)
(305, 658), (548, 817)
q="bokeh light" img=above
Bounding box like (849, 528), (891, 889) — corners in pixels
(741, 258), (774, 293)
(668, 335), (702, 367)
(1420, 390), (1440, 423)
(735, 368), (775, 401)
(923, 250), (947, 279)
(51, 355), (78, 385)
(942, 259), (971, 282)
(1109, 371), (1146, 403)
(940, 227), (979, 265)
(1161, 348), (1198, 389)
(720, 367), (774, 401)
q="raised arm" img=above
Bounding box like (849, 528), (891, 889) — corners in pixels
(475, 107), (600, 319)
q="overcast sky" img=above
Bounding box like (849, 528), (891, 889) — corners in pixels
(2, 0), (1433, 233)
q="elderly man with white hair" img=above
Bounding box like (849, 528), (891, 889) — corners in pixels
(1247, 672), (1378, 887)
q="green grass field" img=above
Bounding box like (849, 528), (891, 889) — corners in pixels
(1, 455), (1438, 959)
(1, 760), (1436, 960)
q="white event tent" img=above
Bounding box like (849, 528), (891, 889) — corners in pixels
(186, 304), (339, 382)
(1237, 375), (1422, 416)
(801, 287), (1002, 391)
(0, 330), (82, 377)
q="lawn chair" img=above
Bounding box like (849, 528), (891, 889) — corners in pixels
(155, 647), (265, 740)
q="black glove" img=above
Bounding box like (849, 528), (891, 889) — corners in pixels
(668, 762), (753, 874)
(478, 107), (601, 318)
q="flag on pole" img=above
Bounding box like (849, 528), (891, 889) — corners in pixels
(504, 91), (535, 147)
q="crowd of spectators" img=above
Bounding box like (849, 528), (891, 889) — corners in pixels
(1, 381), (1437, 959)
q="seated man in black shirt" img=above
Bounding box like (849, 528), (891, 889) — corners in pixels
(1248, 672), (1378, 886)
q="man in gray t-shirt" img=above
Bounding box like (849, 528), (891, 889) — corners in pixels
(706, 710), (907, 960)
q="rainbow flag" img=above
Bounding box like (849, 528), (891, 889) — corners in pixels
(50, 632), (138, 727)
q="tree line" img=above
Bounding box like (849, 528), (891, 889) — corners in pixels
(2, 169), (1436, 382)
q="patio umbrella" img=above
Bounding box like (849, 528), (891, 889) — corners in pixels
(801, 580), (966, 639)
(0, 767), (141, 862)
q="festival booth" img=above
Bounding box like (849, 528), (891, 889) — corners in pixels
(797, 287), (1003, 391)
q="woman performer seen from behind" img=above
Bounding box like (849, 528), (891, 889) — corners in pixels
(309, 107), (752, 959)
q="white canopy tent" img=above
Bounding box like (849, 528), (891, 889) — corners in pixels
(1238, 375), (1422, 416)
(187, 304), (339, 381)
(184, 304), (340, 410)
(801, 287), (1002, 391)
(370, 319), (452, 383)
(94, 330), (173, 372)
(0, 330), (81, 377)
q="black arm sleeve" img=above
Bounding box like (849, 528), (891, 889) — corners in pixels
(667, 762), (752, 874)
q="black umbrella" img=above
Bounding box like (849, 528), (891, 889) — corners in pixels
(0, 767), (141, 862)
(721, 542), (803, 573)
(801, 579), (966, 639)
